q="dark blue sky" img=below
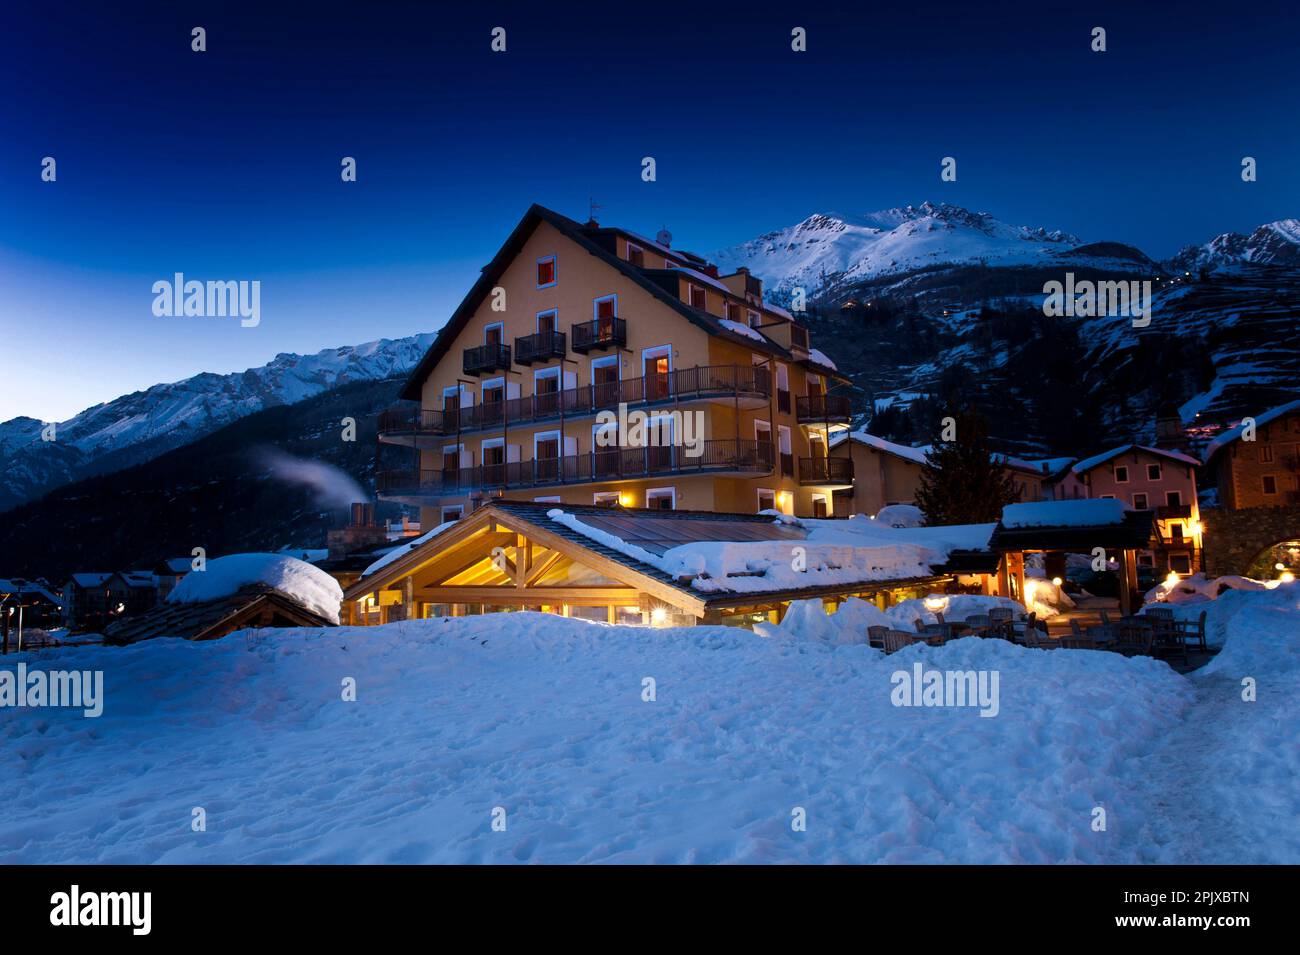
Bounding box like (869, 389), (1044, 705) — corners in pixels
(2, 0), (1296, 421)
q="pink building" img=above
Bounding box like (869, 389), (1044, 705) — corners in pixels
(1071, 444), (1202, 574)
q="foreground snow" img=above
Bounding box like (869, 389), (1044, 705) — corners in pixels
(2, 585), (1296, 864)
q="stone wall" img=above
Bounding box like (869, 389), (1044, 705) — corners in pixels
(1201, 504), (1300, 576)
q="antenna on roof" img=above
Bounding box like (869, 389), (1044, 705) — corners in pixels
(656, 225), (672, 248)
(586, 197), (602, 228)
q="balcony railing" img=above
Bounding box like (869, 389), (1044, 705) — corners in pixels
(571, 316), (628, 352)
(1155, 503), (1192, 520)
(463, 342), (511, 376)
(378, 363), (772, 439)
(377, 438), (775, 497)
(796, 393), (852, 424)
(798, 455), (854, 486)
(514, 330), (566, 365)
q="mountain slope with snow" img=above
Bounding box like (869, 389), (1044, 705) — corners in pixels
(0, 334), (434, 512)
(1169, 219), (1300, 273)
(709, 202), (1145, 302)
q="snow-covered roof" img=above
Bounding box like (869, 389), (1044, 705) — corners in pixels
(763, 301), (795, 321)
(1202, 397), (1300, 463)
(1072, 444), (1200, 475)
(363, 520), (460, 576)
(168, 553), (344, 624)
(835, 430), (931, 465)
(0, 579), (63, 606)
(69, 573), (112, 588)
(1001, 499), (1127, 529)
(671, 265), (731, 294)
(808, 348), (838, 371)
(546, 508), (993, 597)
(717, 317), (769, 344)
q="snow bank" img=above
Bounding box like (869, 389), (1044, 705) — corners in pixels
(886, 594), (1027, 630)
(875, 504), (924, 528)
(0, 612), (1194, 864)
(1143, 571), (1270, 606)
(753, 597), (890, 644)
(167, 553), (343, 624)
(1023, 576), (1076, 619)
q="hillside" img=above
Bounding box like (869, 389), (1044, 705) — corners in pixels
(0, 378), (406, 581)
(0, 334), (434, 513)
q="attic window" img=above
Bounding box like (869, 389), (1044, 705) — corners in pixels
(726, 301), (741, 322)
(537, 255), (557, 288)
(1147, 463), (1162, 481)
(1114, 465), (1129, 483)
(748, 310), (761, 328)
(689, 285), (706, 309)
(628, 244), (645, 267)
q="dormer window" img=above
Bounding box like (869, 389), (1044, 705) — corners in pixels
(748, 310), (761, 328)
(627, 244), (645, 267)
(726, 301), (741, 322)
(689, 285), (707, 309)
(537, 255), (557, 288)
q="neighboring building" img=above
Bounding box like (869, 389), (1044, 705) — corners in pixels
(830, 430), (1078, 515)
(1071, 444), (1202, 574)
(154, 558), (194, 599)
(377, 204), (855, 527)
(104, 585), (336, 645)
(0, 578), (65, 631)
(342, 500), (1000, 628)
(106, 571), (159, 619)
(61, 573), (114, 632)
(1202, 398), (1300, 510)
(831, 432), (929, 516)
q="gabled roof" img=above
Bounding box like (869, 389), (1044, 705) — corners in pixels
(1071, 443), (1200, 475)
(1202, 397), (1300, 464)
(103, 585), (335, 645)
(0, 579), (63, 607)
(68, 573), (112, 589)
(398, 204), (837, 401)
(989, 502), (1157, 552)
(831, 430), (931, 465)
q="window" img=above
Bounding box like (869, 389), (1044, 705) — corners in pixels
(1114, 465), (1129, 483)
(484, 322), (503, 346)
(615, 606), (644, 626)
(646, 487), (675, 510)
(811, 494), (829, 518)
(627, 244), (644, 267)
(1260, 445), (1275, 463)
(757, 489), (776, 513)
(440, 505), (463, 523)
(536, 255), (556, 288)
(1147, 463), (1162, 481)
(594, 491), (621, 507)
(536, 309), (557, 334)
(1169, 554), (1192, 575)
(1170, 522), (1184, 540)
(1263, 475), (1278, 495)
(594, 295), (617, 322)
(1098, 494), (1115, 499)
(689, 285), (707, 309)
(1166, 490), (1182, 507)
(533, 496), (560, 503)
(726, 301), (741, 322)
(748, 310), (761, 328)
(1133, 492), (1148, 510)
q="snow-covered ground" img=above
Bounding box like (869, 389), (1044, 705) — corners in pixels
(2, 582), (1297, 864)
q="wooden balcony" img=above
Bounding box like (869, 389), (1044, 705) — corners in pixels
(514, 330), (566, 365)
(377, 363), (772, 443)
(796, 393), (852, 425)
(376, 438), (775, 502)
(463, 342), (511, 376)
(571, 316), (627, 353)
(797, 455), (854, 487)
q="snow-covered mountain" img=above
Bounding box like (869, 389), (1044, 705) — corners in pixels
(0, 334), (435, 512)
(1168, 219), (1300, 273)
(708, 202), (1141, 301)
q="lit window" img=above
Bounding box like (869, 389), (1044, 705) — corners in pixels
(537, 255), (557, 288)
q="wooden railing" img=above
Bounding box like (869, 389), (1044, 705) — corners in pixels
(798, 456), (854, 485)
(796, 394), (852, 422)
(378, 364), (772, 438)
(463, 342), (511, 375)
(514, 330), (566, 365)
(377, 438), (775, 496)
(571, 316), (628, 352)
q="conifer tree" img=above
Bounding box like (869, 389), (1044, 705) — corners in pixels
(915, 408), (1020, 525)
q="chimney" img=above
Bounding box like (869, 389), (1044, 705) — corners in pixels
(350, 502), (375, 527)
(328, 502), (384, 559)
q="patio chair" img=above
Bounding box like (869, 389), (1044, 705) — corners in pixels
(867, 625), (889, 649)
(883, 630), (919, 654)
(1176, 610), (1208, 652)
(965, 614), (992, 636)
(989, 607), (1015, 636)
(1113, 621), (1156, 657)
(934, 611), (946, 625)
